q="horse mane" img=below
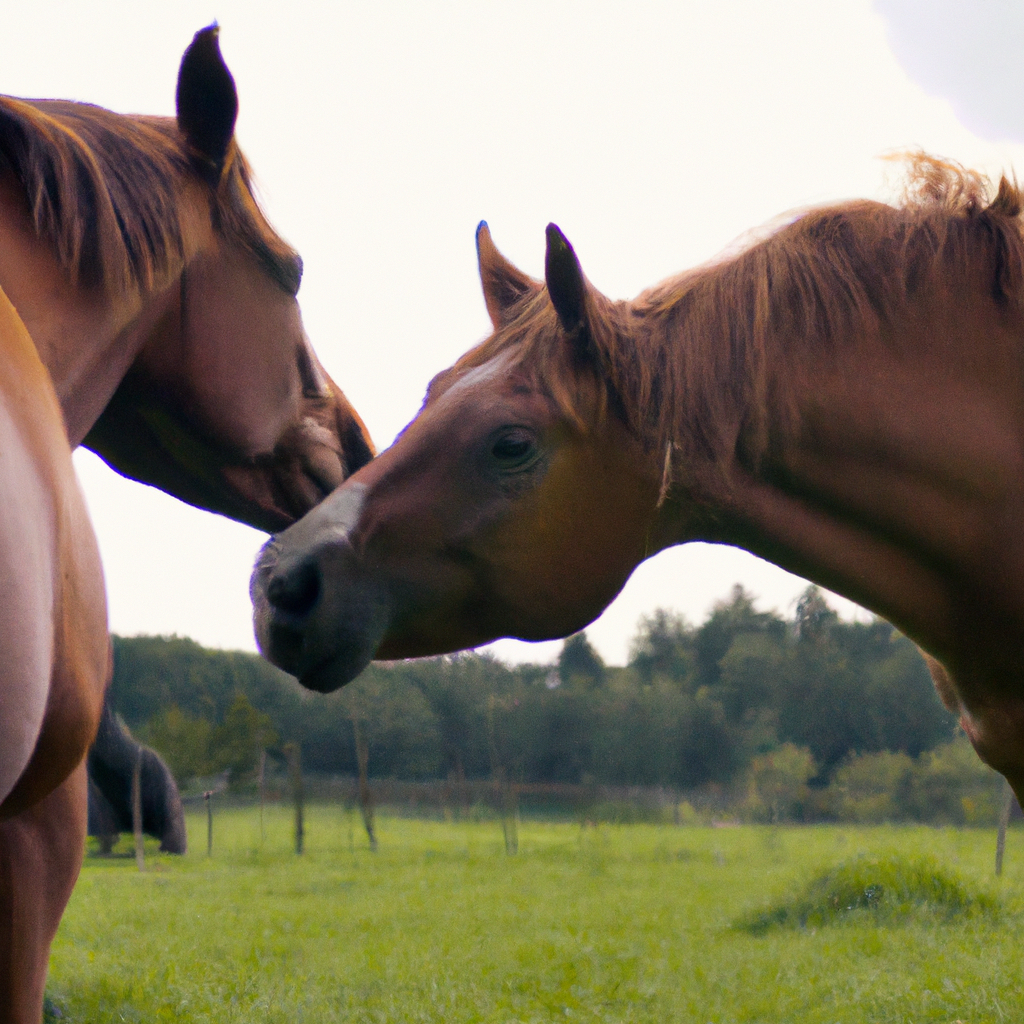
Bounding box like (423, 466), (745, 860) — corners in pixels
(0, 96), (301, 295)
(448, 155), (1024, 485)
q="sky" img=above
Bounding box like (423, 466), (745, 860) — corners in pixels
(4, 0), (1022, 666)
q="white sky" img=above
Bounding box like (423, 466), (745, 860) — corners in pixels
(5, 0), (1021, 666)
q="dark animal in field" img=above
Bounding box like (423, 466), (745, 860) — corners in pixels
(254, 156), (1024, 812)
(86, 701), (186, 855)
(0, 26), (374, 1023)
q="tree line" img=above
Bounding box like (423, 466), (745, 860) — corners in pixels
(108, 584), (971, 806)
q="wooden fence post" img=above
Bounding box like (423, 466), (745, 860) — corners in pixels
(258, 748), (267, 843)
(996, 778), (1013, 876)
(205, 790), (213, 856)
(286, 742), (304, 854)
(347, 789), (356, 855)
(131, 746), (145, 871)
(487, 696), (518, 855)
(351, 715), (377, 851)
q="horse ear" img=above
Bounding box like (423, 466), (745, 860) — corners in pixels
(476, 222), (539, 329)
(176, 24), (238, 184)
(545, 224), (587, 335)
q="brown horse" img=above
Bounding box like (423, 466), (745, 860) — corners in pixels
(254, 156), (1024, 807)
(0, 26), (373, 1023)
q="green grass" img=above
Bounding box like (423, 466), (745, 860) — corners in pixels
(47, 808), (1024, 1022)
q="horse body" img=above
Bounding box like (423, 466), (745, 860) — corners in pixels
(253, 158), (1024, 802)
(0, 27), (374, 1022)
(0, 286), (107, 1022)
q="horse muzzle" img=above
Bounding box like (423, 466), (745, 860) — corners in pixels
(250, 492), (390, 691)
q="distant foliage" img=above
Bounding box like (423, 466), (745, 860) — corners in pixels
(558, 632), (605, 688)
(138, 692), (276, 786)
(139, 705), (215, 781)
(109, 585), (961, 817)
(826, 750), (916, 824)
(742, 743), (817, 822)
(213, 692), (278, 781)
(629, 609), (692, 684)
(907, 738), (1004, 825)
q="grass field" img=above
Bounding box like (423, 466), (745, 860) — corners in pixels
(47, 807), (1024, 1023)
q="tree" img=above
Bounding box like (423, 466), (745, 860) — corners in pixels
(694, 585), (784, 689)
(743, 743), (816, 822)
(141, 704), (215, 782)
(715, 631), (786, 724)
(675, 688), (737, 787)
(629, 609), (694, 685)
(211, 692), (277, 783)
(908, 737), (1002, 825)
(558, 632), (605, 689)
(794, 585), (838, 641)
(409, 654), (501, 780)
(864, 636), (956, 755)
(776, 588), (871, 776)
(826, 750), (915, 822)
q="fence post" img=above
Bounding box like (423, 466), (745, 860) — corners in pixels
(258, 748), (267, 843)
(502, 781), (519, 856)
(996, 778), (1013, 876)
(286, 742), (304, 855)
(487, 696), (518, 855)
(205, 790), (213, 856)
(131, 746), (145, 871)
(347, 786), (356, 855)
(351, 715), (377, 851)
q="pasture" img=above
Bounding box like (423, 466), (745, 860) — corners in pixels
(49, 808), (1024, 1022)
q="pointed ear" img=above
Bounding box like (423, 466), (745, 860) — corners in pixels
(545, 224), (587, 334)
(176, 24), (238, 184)
(476, 222), (539, 329)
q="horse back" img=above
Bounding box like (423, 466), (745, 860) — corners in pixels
(0, 286), (108, 818)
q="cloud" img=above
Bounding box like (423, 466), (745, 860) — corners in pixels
(875, 0), (1024, 143)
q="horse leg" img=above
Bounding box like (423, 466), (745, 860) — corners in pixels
(0, 761), (87, 1024)
(924, 652), (1024, 804)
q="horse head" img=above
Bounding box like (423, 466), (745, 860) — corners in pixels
(252, 223), (662, 690)
(79, 26), (375, 531)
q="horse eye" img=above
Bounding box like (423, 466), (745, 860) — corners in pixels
(490, 429), (537, 469)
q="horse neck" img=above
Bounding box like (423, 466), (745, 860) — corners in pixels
(0, 174), (179, 446)
(648, 274), (1024, 669)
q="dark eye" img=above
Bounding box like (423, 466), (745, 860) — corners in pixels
(489, 428), (538, 470)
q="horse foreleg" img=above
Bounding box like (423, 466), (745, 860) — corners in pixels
(0, 762), (86, 1024)
(924, 652), (1024, 805)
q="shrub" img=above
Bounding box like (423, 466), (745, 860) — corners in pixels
(736, 854), (1000, 933)
(907, 737), (1003, 825)
(826, 750), (915, 823)
(741, 743), (816, 822)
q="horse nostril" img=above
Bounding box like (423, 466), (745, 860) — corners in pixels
(266, 559), (321, 618)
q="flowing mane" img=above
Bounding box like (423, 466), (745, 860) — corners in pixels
(445, 156), (1024, 478)
(0, 97), (301, 295)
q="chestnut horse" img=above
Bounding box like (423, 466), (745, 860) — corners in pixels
(254, 157), (1024, 809)
(0, 27), (373, 1023)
